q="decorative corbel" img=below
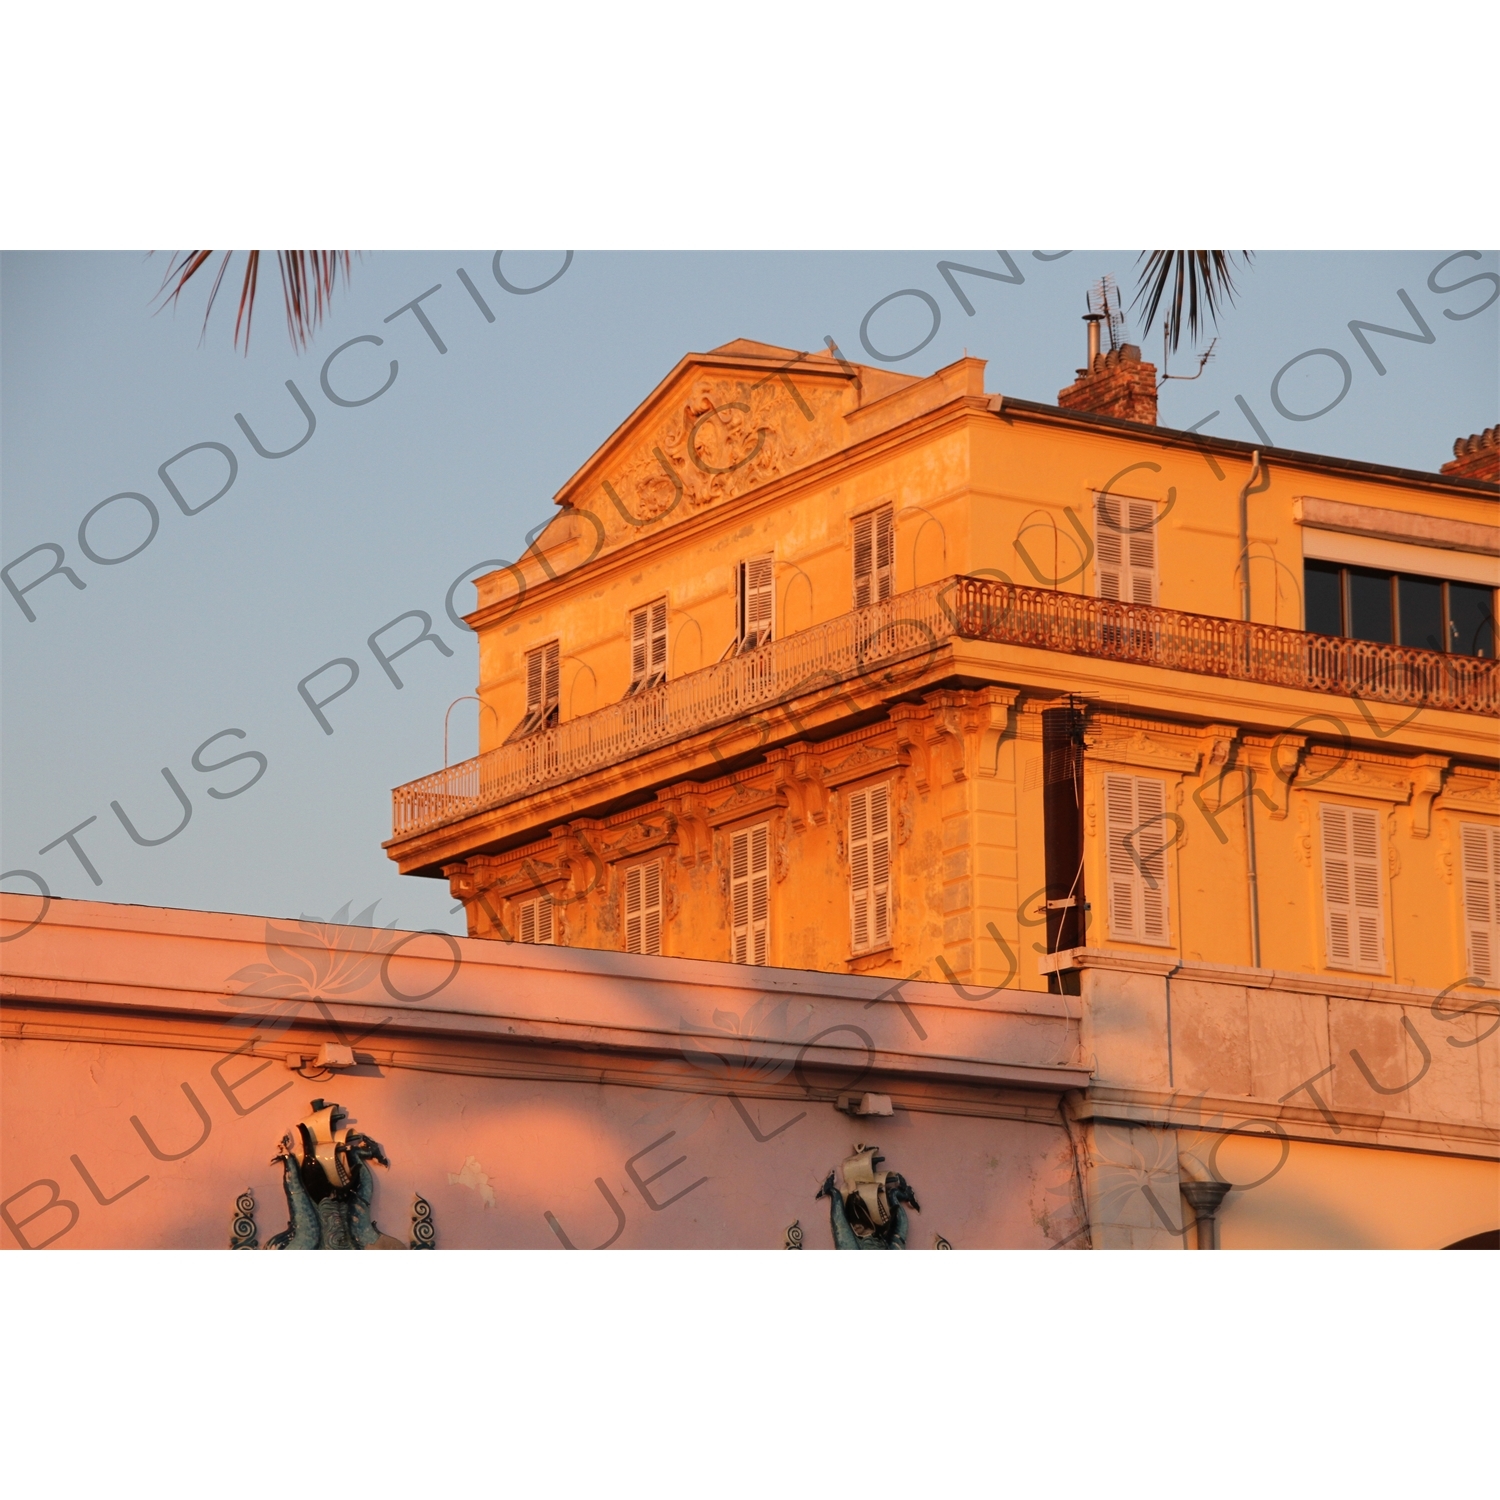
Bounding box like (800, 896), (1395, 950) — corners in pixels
(552, 823), (605, 898)
(962, 687), (1019, 778)
(923, 692), (969, 782)
(890, 704), (935, 792)
(766, 744), (828, 831)
(1408, 756), (1449, 839)
(656, 787), (711, 866)
(1261, 733), (1306, 820)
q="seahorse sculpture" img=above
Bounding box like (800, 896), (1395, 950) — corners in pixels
(266, 1132), (321, 1250)
(816, 1145), (921, 1250)
(264, 1100), (403, 1250)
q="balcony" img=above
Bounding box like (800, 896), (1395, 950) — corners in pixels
(391, 576), (1497, 840)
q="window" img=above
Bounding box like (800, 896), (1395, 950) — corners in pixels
(628, 599), (668, 692)
(848, 783), (891, 953)
(730, 823), (770, 965)
(853, 508), (894, 609)
(736, 556), (774, 651)
(1321, 804), (1384, 972)
(1104, 774), (1171, 945)
(623, 862), (662, 956)
(1460, 823), (1500, 982)
(508, 640), (560, 741)
(1303, 561), (1495, 657)
(1095, 494), (1158, 605)
(515, 894), (554, 945)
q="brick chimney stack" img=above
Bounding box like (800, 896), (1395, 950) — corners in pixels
(1441, 425), (1499, 482)
(1057, 342), (1158, 425)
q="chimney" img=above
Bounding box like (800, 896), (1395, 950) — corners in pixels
(1441, 425), (1499, 482)
(1057, 330), (1158, 425)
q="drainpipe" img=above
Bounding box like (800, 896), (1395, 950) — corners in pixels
(1237, 449), (1262, 623)
(1244, 760), (1262, 969)
(1180, 1179), (1233, 1249)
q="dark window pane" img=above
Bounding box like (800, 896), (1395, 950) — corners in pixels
(1305, 561), (1343, 636)
(1347, 567), (1394, 643)
(1397, 575), (1445, 651)
(1448, 582), (1496, 658)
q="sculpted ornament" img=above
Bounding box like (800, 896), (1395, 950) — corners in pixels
(816, 1144), (921, 1250)
(255, 1099), (425, 1250)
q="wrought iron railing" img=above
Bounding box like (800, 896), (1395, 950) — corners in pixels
(391, 576), (1495, 839)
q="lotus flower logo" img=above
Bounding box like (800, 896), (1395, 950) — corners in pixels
(224, 901), (401, 1012)
(627, 996), (817, 1146)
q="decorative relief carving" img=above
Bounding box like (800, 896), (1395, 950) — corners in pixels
(822, 740), (905, 789)
(230, 1189), (258, 1249)
(596, 372), (844, 538)
(1089, 727), (1203, 775)
(1435, 770), (1500, 812)
(1298, 754), (1413, 803)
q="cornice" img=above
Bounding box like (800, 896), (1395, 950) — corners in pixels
(1068, 1082), (1498, 1162)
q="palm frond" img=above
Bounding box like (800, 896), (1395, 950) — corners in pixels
(1132, 251), (1251, 354)
(156, 251), (353, 352)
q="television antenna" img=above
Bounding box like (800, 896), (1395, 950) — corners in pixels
(1087, 275), (1125, 353)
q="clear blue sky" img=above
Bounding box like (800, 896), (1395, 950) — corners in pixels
(2, 250), (1496, 932)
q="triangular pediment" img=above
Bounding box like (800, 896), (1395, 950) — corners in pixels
(553, 341), (917, 547)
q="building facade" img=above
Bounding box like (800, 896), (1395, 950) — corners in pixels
(387, 338), (1497, 1004)
(374, 335), (1500, 1248)
(6, 336), (1496, 1251)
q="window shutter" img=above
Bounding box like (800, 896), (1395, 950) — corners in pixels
(875, 507), (894, 602)
(625, 862), (662, 956)
(630, 607), (648, 683)
(1460, 823), (1500, 982)
(1105, 773), (1171, 946)
(744, 556), (773, 646)
(624, 866), (642, 953)
(853, 509), (894, 610)
(730, 823), (771, 965)
(543, 640), (560, 710)
(629, 600), (669, 688)
(650, 599), (668, 677)
(853, 514), (873, 609)
(1321, 804), (1384, 972)
(1126, 499), (1157, 606)
(526, 647), (544, 714)
(517, 895), (554, 945)
(642, 862), (662, 956)
(848, 783), (891, 953)
(1096, 496), (1157, 605)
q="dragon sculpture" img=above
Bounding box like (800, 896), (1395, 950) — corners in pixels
(265, 1099), (405, 1250)
(816, 1144), (921, 1250)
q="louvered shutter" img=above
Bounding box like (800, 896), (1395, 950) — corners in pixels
(853, 509), (894, 610)
(625, 862), (662, 956)
(874, 507), (894, 601)
(1105, 773), (1171, 945)
(1096, 496), (1157, 605)
(630, 608), (648, 684)
(731, 823), (771, 965)
(629, 600), (669, 688)
(624, 866), (642, 953)
(740, 556), (774, 647)
(848, 783), (891, 953)
(543, 640), (560, 710)
(526, 646), (544, 714)
(1321, 804), (1384, 972)
(517, 895), (553, 945)
(650, 600), (668, 679)
(642, 862), (662, 955)
(1460, 823), (1500, 981)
